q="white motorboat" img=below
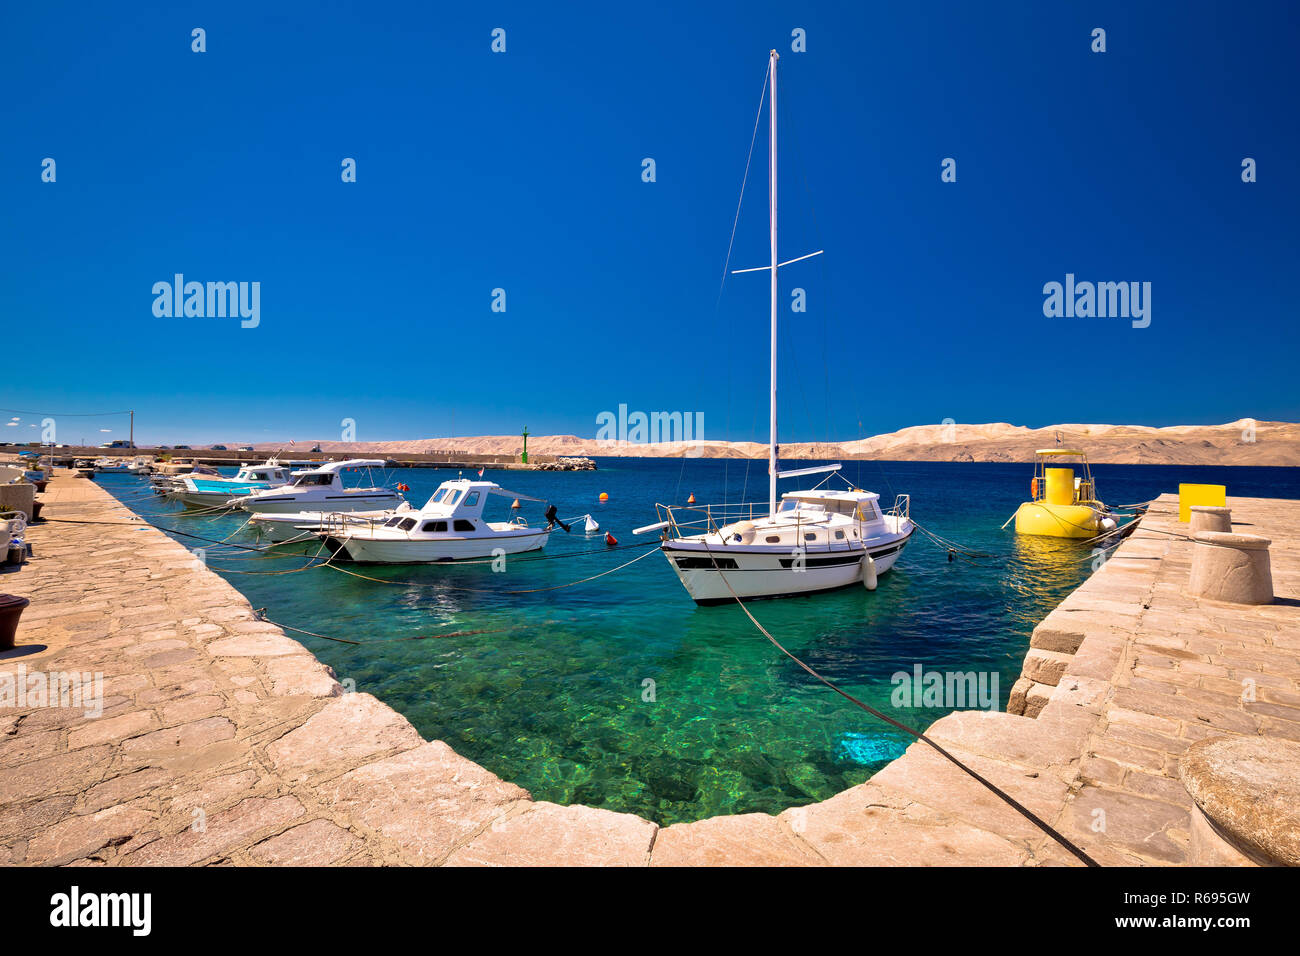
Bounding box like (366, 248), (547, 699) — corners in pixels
(126, 455), (155, 474)
(636, 50), (914, 605)
(168, 461), (293, 510)
(317, 478), (551, 563)
(93, 457), (130, 474)
(236, 459), (404, 516)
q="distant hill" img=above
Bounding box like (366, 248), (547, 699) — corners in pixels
(249, 419), (1300, 467)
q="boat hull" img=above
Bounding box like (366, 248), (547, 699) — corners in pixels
(249, 511), (392, 543)
(663, 529), (912, 605)
(239, 491), (404, 515)
(1014, 502), (1101, 539)
(321, 530), (550, 564)
(170, 491), (243, 510)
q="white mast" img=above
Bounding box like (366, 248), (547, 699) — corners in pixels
(768, 49), (779, 518)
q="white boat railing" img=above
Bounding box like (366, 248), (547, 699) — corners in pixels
(888, 494), (910, 520)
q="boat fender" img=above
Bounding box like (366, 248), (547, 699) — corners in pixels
(605, 532), (618, 546)
(861, 554), (877, 590)
(1030, 477), (1039, 499)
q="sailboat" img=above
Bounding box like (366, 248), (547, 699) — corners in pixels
(635, 50), (914, 605)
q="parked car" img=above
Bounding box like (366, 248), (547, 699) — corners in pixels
(237, 445), (254, 452)
(210, 445), (228, 451)
(309, 444), (322, 453)
(174, 445), (191, 450)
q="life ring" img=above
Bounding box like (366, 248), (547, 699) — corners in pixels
(1030, 477), (1039, 499)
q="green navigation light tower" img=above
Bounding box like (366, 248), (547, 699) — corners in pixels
(521, 426), (529, 464)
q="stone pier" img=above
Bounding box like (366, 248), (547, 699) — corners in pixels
(2, 477), (1296, 865)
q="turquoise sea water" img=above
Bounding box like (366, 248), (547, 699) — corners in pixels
(97, 459), (1300, 824)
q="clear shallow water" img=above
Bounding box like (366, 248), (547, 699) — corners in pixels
(98, 459), (1300, 824)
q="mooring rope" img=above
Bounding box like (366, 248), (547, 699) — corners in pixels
(696, 535), (1100, 867)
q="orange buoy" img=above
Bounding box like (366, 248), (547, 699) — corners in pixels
(605, 532), (617, 546)
(687, 493), (695, 504)
(599, 492), (609, 501)
(511, 498), (520, 509)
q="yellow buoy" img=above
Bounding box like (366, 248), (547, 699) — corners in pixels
(511, 498), (520, 509)
(599, 492), (609, 501)
(687, 493), (695, 504)
(1013, 450), (1108, 539)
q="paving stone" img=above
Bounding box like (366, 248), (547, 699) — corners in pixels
(329, 741), (528, 864)
(447, 802), (657, 866)
(250, 818), (361, 865)
(125, 795), (306, 866)
(650, 812), (823, 866)
(268, 694), (421, 778)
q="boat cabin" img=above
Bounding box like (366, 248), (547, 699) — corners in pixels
(286, 458), (386, 489)
(374, 480), (531, 537)
(778, 489), (884, 524)
(232, 463), (292, 485)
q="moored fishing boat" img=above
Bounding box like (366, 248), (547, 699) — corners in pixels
(317, 478), (551, 563)
(236, 459), (403, 516)
(168, 460), (293, 510)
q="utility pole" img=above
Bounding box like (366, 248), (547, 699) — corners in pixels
(130, 410), (135, 449)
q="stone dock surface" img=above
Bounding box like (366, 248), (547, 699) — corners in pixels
(2, 476), (1296, 865)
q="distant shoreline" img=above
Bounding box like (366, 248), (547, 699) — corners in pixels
(238, 419), (1299, 468)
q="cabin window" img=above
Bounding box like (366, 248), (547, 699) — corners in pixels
(429, 488), (448, 503)
(834, 530), (845, 539)
(453, 519), (476, 532)
(778, 499), (798, 513)
(765, 535), (781, 543)
(444, 490), (462, 506)
(397, 518), (417, 531)
(384, 516), (404, 527)
(294, 474), (332, 487)
(463, 491), (480, 507)
(804, 532), (816, 541)
(422, 520), (448, 533)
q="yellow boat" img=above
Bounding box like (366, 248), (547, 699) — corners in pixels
(1012, 449), (1117, 539)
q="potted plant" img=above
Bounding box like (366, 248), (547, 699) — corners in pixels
(0, 594), (30, 650)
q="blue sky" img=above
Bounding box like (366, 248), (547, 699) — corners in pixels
(2, 1), (1297, 446)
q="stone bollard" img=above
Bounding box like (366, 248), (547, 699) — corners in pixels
(1189, 505), (1232, 534)
(1180, 736), (1300, 866)
(1188, 531), (1273, 604)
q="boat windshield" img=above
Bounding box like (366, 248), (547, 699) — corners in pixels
(293, 473), (333, 487)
